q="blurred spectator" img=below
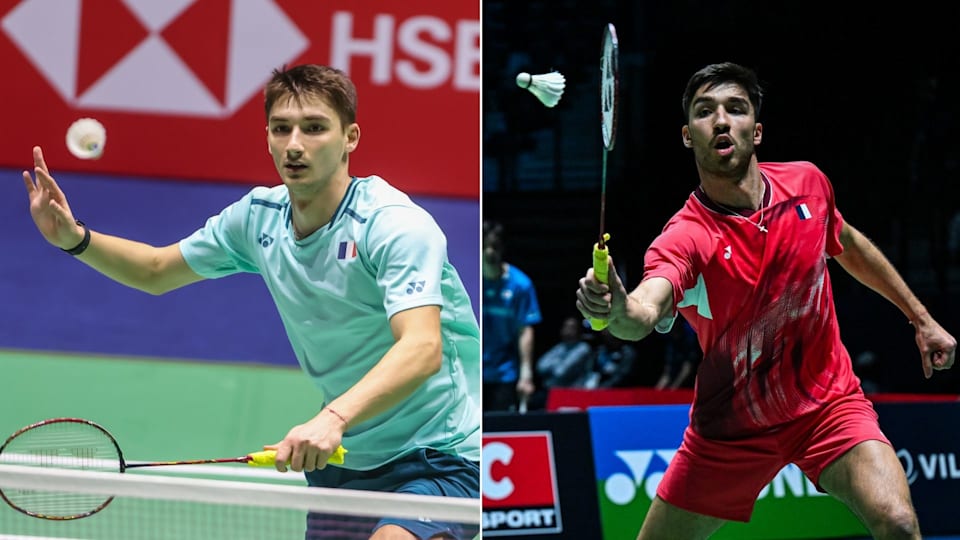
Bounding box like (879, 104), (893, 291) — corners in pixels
(949, 210), (960, 267)
(529, 316), (594, 410)
(853, 350), (882, 394)
(655, 319), (700, 390)
(482, 220), (542, 412)
(582, 329), (639, 389)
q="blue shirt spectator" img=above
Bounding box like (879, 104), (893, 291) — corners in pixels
(482, 220), (542, 412)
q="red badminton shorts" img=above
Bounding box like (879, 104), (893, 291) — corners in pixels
(656, 392), (890, 522)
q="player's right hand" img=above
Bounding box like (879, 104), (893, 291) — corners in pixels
(912, 313), (957, 379)
(22, 146), (85, 250)
(270, 412), (345, 473)
(576, 256), (627, 323)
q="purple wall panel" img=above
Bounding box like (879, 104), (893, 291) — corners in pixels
(0, 170), (478, 365)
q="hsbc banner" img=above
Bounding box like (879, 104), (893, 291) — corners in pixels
(482, 413), (602, 538)
(0, 0), (478, 198)
(589, 405), (868, 540)
(875, 401), (960, 535)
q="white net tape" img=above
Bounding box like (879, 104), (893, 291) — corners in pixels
(0, 464), (479, 540)
(0, 464), (478, 523)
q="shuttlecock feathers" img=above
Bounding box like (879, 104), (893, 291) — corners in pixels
(516, 71), (565, 108)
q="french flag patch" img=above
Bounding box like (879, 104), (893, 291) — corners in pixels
(795, 203), (812, 220)
(337, 241), (357, 260)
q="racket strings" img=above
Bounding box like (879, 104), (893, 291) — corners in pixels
(1, 421), (122, 471)
(2, 487), (112, 520)
(0, 419), (121, 519)
(598, 23), (618, 249)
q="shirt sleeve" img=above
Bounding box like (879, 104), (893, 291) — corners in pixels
(179, 190), (260, 278)
(820, 170), (845, 258)
(517, 277), (542, 326)
(363, 205), (447, 318)
(643, 225), (701, 312)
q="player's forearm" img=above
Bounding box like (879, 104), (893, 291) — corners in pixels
(607, 294), (661, 341)
(518, 326), (535, 380)
(326, 334), (442, 428)
(75, 232), (185, 295)
(836, 228), (927, 322)
(605, 276), (674, 341)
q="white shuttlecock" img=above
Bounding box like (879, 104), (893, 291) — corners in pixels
(66, 118), (107, 160)
(516, 71), (565, 108)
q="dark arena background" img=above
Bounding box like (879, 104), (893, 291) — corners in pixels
(482, 0), (960, 395)
(482, 2), (960, 538)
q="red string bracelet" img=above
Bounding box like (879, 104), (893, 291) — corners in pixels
(325, 406), (348, 427)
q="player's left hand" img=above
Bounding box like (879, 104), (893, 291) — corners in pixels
(912, 313), (956, 379)
(22, 146), (86, 250)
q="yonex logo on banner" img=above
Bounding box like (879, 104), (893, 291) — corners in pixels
(601, 448), (828, 507)
(481, 432), (562, 536)
(1, 0), (307, 116)
(603, 449), (676, 505)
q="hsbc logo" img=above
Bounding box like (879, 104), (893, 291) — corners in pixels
(2, 0), (307, 117)
(482, 432), (562, 536)
(3, 1), (478, 119)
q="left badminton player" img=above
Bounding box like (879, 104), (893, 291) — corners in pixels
(21, 64), (480, 540)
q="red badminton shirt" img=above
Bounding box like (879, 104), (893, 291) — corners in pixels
(644, 161), (862, 440)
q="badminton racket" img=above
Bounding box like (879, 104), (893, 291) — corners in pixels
(0, 417), (346, 520)
(590, 22), (620, 331)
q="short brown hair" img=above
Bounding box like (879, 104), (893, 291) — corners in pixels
(264, 64), (357, 127)
(681, 62), (763, 121)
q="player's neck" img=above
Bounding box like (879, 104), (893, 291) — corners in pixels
(289, 172), (353, 239)
(699, 167), (765, 211)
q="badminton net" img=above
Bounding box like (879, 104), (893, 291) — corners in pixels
(0, 464), (480, 540)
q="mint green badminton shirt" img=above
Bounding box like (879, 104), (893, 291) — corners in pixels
(179, 176), (481, 469)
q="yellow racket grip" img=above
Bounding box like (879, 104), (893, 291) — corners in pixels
(247, 446), (348, 466)
(590, 233), (611, 331)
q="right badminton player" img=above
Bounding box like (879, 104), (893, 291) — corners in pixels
(22, 64), (479, 540)
(576, 62), (955, 539)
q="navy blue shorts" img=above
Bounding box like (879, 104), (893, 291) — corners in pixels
(303, 448), (479, 539)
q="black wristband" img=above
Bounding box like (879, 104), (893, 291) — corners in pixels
(62, 220), (91, 256)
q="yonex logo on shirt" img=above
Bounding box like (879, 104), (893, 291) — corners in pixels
(406, 281), (425, 294)
(258, 233), (274, 247)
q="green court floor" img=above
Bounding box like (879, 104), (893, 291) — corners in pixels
(0, 349), (330, 538)
(0, 349), (323, 482)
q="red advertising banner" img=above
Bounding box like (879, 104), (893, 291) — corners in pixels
(482, 431), (563, 536)
(0, 0), (479, 198)
(546, 387), (695, 411)
(483, 432), (559, 507)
